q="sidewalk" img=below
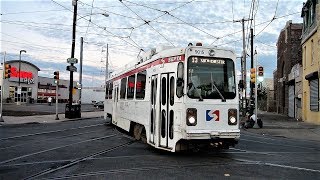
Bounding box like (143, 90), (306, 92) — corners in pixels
(243, 111), (320, 142)
(0, 111), (104, 125)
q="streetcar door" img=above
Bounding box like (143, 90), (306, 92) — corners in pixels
(159, 73), (175, 149)
(112, 85), (119, 125)
(150, 75), (157, 144)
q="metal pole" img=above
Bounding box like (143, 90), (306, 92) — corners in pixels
(105, 44), (108, 91)
(0, 51), (6, 122)
(255, 53), (258, 123)
(79, 37), (83, 104)
(242, 19), (247, 116)
(69, 0), (77, 107)
(55, 82), (59, 120)
(250, 28), (254, 113)
(17, 50), (26, 105)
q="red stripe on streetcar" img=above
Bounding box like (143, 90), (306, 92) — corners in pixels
(110, 54), (185, 81)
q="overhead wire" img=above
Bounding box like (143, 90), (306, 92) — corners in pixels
(51, 0), (142, 50)
(84, 0), (95, 39)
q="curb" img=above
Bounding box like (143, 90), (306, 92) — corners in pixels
(0, 116), (105, 126)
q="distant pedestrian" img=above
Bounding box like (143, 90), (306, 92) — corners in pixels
(48, 97), (52, 106)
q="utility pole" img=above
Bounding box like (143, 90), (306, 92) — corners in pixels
(250, 28), (254, 114)
(79, 37), (83, 104)
(105, 44), (108, 90)
(234, 18), (251, 116)
(69, 0), (77, 107)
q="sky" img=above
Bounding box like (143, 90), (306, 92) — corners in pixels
(1, 0), (304, 87)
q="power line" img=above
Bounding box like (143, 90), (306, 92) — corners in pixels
(0, 9), (69, 15)
(84, 0), (95, 39)
(120, 0), (175, 46)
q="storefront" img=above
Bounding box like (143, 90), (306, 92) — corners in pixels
(0, 60), (79, 103)
(1, 60), (39, 103)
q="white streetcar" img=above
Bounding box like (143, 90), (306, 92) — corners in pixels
(105, 43), (240, 152)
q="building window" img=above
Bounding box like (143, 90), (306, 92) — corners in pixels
(136, 71), (146, 99)
(120, 78), (127, 99)
(310, 79), (319, 111)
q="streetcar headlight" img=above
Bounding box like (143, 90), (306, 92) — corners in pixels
(229, 116), (236, 124)
(188, 116), (196, 124)
(186, 108), (197, 126)
(228, 109), (237, 125)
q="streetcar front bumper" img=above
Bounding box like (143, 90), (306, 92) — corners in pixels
(184, 129), (240, 140)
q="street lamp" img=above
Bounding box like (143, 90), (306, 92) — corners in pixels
(17, 50), (26, 105)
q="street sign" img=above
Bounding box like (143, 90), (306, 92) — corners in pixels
(66, 65), (77, 72)
(67, 58), (78, 64)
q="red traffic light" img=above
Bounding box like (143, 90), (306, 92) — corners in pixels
(258, 66), (264, 76)
(54, 71), (59, 80)
(4, 64), (11, 79)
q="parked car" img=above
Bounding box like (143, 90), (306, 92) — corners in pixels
(93, 101), (104, 109)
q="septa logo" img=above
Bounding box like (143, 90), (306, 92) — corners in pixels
(206, 110), (219, 121)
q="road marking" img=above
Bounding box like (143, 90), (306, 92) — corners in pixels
(234, 158), (320, 173)
(241, 138), (319, 150)
(264, 163), (320, 173)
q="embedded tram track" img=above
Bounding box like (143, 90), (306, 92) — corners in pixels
(0, 128), (107, 150)
(23, 140), (136, 180)
(0, 123), (106, 141)
(0, 134), (117, 165)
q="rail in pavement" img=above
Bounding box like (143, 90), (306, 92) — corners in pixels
(0, 111), (104, 125)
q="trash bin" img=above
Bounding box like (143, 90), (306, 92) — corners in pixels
(65, 104), (81, 119)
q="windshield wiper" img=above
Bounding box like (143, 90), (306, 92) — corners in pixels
(211, 73), (226, 102)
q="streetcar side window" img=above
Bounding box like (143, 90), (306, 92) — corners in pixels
(136, 71), (146, 99)
(108, 82), (113, 99)
(127, 74), (135, 99)
(120, 78), (127, 99)
(105, 82), (109, 99)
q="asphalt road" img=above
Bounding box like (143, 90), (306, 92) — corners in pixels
(0, 118), (319, 179)
(2, 103), (101, 116)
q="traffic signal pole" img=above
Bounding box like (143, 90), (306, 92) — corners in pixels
(55, 82), (59, 120)
(0, 51), (6, 122)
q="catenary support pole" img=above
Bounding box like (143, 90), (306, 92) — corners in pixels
(79, 37), (83, 104)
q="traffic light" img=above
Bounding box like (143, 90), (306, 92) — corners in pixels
(4, 63), (11, 79)
(258, 66), (264, 76)
(250, 68), (256, 83)
(257, 66), (264, 82)
(53, 71), (59, 84)
(54, 71), (59, 80)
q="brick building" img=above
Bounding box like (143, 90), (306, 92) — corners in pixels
(274, 21), (303, 115)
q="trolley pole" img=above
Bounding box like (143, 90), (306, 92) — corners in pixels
(55, 82), (59, 120)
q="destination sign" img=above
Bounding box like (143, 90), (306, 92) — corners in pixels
(190, 57), (225, 65)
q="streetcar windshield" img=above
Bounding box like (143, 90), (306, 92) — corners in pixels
(187, 56), (236, 100)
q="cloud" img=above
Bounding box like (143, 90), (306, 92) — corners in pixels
(1, 0), (306, 86)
